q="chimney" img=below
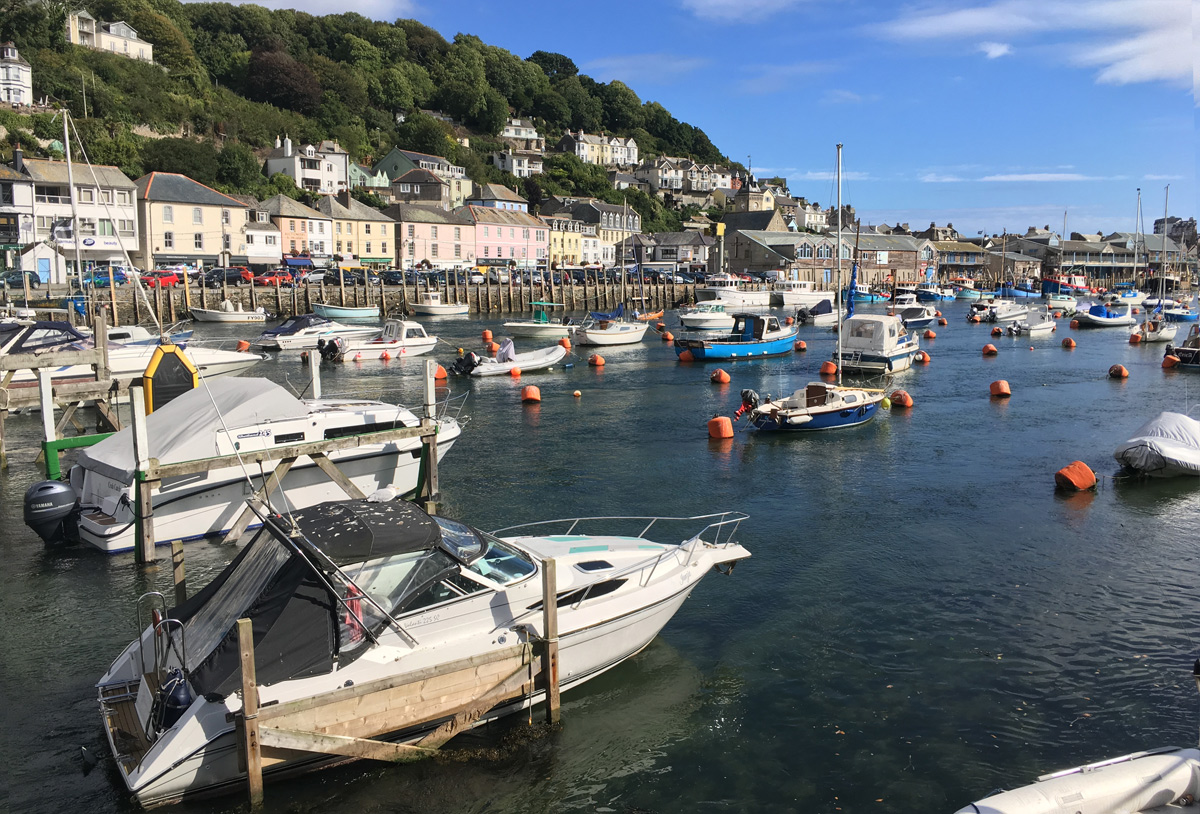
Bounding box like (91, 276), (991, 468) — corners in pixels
(275, 135), (281, 149)
(13, 142), (23, 173)
(284, 136), (293, 157)
(337, 189), (351, 208)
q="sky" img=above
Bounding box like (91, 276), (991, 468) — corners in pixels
(242, 0), (1197, 237)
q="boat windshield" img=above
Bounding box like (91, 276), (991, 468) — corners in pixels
(434, 517), (535, 585)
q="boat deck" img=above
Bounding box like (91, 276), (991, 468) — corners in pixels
(100, 677), (152, 772)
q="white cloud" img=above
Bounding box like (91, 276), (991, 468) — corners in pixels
(1143, 174), (1185, 180)
(873, 1), (1192, 90)
(582, 53), (709, 85)
(980, 172), (1113, 181)
(821, 89), (865, 104)
(680, 0), (801, 21)
(977, 41), (1012, 58)
(920, 173), (966, 182)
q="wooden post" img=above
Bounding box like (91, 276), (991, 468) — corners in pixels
(130, 385), (156, 564)
(0, 408), (7, 470)
(171, 540), (186, 604)
(94, 309), (110, 392)
(541, 558), (560, 724)
(249, 279), (257, 310)
(308, 348), (321, 399)
(168, 286), (177, 322)
(237, 618), (264, 808)
(154, 282), (162, 324)
(182, 271), (191, 314)
(274, 278), (282, 318)
(108, 268), (119, 326)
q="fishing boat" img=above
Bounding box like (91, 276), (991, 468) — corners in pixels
(253, 314), (379, 350)
(796, 298), (837, 327)
(1006, 309), (1057, 336)
(673, 313), (798, 360)
(317, 319), (438, 361)
(770, 279), (834, 308)
(837, 314), (920, 374)
(996, 281), (1040, 299)
(22, 378), (462, 553)
(571, 304), (650, 346)
(845, 282), (889, 302)
(450, 338), (567, 376)
(1041, 272), (1092, 295)
(190, 300), (268, 324)
(892, 292), (918, 307)
(694, 273), (771, 306)
(893, 305), (937, 329)
(0, 320), (262, 387)
(746, 381), (883, 432)
(312, 302), (381, 320)
(1113, 411), (1200, 476)
(1131, 316), (1177, 343)
(1101, 284), (1146, 307)
(1043, 292), (1077, 312)
(955, 747), (1200, 814)
(502, 302), (571, 339)
(410, 290), (469, 316)
(985, 300), (1030, 323)
(1165, 324), (1200, 368)
(951, 277), (983, 300)
(1163, 302), (1199, 323)
(916, 282), (955, 302)
(679, 302), (736, 331)
(92, 497), (750, 807)
(1074, 302), (1136, 327)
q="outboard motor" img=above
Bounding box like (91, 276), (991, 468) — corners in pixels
(318, 335), (347, 362)
(23, 480), (80, 545)
(451, 351), (480, 376)
(733, 389), (760, 420)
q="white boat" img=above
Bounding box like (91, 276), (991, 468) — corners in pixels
(770, 279), (834, 308)
(1101, 287), (1146, 307)
(571, 304), (650, 346)
(893, 305), (937, 329)
(22, 378), (461, 553)
(1074, 302), (1136, 327)
(694, 273), (771, 306)
(253, 314), (379, 350)
(0, 320), (262, 386)
(1006, 309), (1057, 336)
(1131, 317), (1177, 343)
(93, 499), (750, 807)
(1113, 411), (1200, 477)
(503, 302), (571, 339)
(410, 290), (469, 316)
(892, 292), (918, 307)
(1043, 292), (1077, 311)
(955, 747), (1200, 814)
(190, 300), (268, 324)
(312, 302), (381, 320)
(796, 298), (837, 327)
(837, 313), (920, 374)
(451, 339), (567, 376)
(986, 300), (1030, 323)
(747, 382), (884, 432)
(317, 319), (438, 361)
(76, 323), (194, 346)
(679, 302), (736, 331)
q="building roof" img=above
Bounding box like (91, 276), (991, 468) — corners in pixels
(933, 241), (984, 253)
(225, 194), (261, 208)
(312, 195), (393, 222)
(135, 172), (246, 207)
(720, 210), (783, 233)
(848, 233), (925, 252)
(471, 183), (527, 204)
(459, 205), (544, 228)
(654, 231), (714, 247)
(391, 168), (445, 186)
(398, 149), (454, 166)
(19, 157), (135, 189)
(258, 194), (327, 220)
(0, 164), (30, 183)
(380, 203), (470, 225)
(0, 43), (30, 67)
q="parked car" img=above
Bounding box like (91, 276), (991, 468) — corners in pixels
(1, 270), (41, 289)
(142, 270), (181, 288)
(469, 271), (485, 284)
(82, 269), (128, 288)
(253, 270), (294, 287)
(379, 269), (409, 286)
(201, 267), (249, 288)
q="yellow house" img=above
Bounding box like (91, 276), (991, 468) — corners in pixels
(544, 214), (586, 266)
(314, 192), (395, 267)
(66, 11), (154, 62)
(134, 172), (248, 268)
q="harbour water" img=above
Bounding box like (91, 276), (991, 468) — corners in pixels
(3, 299), (1198, 814)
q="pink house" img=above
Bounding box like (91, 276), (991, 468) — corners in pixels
(382, 203), (474, 269)
(461, 206), (548, 270)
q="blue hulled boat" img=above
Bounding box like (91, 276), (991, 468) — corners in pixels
(674, 313), (798, 360)
(746, 382), (883, 432)
(844, 283), (889, 303)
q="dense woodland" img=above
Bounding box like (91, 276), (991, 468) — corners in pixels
(0, 0), (737, 232)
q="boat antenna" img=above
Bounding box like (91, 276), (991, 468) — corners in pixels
(835, 143), (842, 387)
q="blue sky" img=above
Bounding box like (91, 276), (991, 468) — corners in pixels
(259, 0), (1195, 236)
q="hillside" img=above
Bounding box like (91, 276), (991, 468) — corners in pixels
(0, 0), (733, 231)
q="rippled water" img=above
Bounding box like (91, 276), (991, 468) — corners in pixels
(3, 301), (1198, 814)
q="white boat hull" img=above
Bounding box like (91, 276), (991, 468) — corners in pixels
(411, 303), (468, 316)
(696, 288), (771, 307)
(4, 346), (263, 386)
(502, 322), (571, 339)
(679, 312), (735, 330)
(573, 321), (650, 346)
(771, 290), (834, 308)
(468, 344), (567, 376)
(258, 327), (379, 350)
(190, 308), (266, 324)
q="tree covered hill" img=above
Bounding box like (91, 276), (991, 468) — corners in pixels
(1, 0), (732, 230)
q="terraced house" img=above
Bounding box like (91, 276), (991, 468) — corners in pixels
(314, 192), (394, 268)
(381, 203), (474, 269)
(134, 172), (247, 270)
(259, 194), (332, 265)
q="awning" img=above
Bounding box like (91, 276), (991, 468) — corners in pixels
(285, 258), (313, 267)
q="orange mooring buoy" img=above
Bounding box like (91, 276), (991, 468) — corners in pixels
(655, 321), (666, 331)
(589, 354), (605, 366)
(488, 341), (500, 354)
(662, 331), (674, 341)
(380, 351), (391, 361)
(559, 337), (572, 350)
(890, 389), (914, 408)
(989, 380), (1011, 397)
(236, 340), (251, 352)
(1129, 332), (1142, 345)
(509, 367), (521, 378)
(915, 351), (930, 364)
(573, 390), (582, 397)
(969, 315), (981, 323)
(1054, 311), (1062, 318)
(521, 385), (540, 402)
(1062, 337), (1076, 349)
(990, 326), (1003, 337)
(785, 316), (794, 326)
(1108, 364), (1129, 379)
(820, 360), (837, 375)
(982, 344), (998, 356)
(935, 310), (942, 317)
(794, 340), (807, 352)
(1055, 460), (1097, 491)
(482, 329), (493, 342)
(938, 317), (948, 326)
(1133, 307), (1140, 315)
(1163, 354), (1180, 368)
(1070, 319), (1080, 329)
(434, 365), (447, 380)
(678, 349), (695, 362)
(707, 416), (734, 439)
(710, 369), (731, 384)
(924, 329), (937, 339)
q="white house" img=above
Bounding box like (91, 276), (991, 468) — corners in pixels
(1, 161), (35, 275)
(0, 42), (33, 105)
(65, 11), (154, 62)
(489, 148), (543, 179)
(226, 195), (283, 269)
(263, 136), (348, 195)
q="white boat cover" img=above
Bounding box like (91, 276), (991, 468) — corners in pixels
(77, 379), (308, 482)
(1112, 411), (1200, 477)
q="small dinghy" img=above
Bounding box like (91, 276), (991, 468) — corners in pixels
(796, 298), (836, 327)
(1113, 411), (1200, 477)
(1074, 302), (1136, 327)
(1131, 317), (1177, 343)
(1006, 310), (1056, 337)
(451, 338), (567, 376)
(894, 305), (937, 329)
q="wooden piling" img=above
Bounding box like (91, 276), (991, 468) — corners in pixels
(541, 557), (561, 724)
(237, 618), (264, 808)
(130, 386), (157, 564)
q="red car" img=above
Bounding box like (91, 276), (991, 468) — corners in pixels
(143, 270), (181, 288)
(253, 271), (294, 287)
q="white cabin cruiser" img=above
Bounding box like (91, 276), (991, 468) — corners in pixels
(410, 290), (469, 316)
(679, 302), (736, 331)
(94, 498), (750, 807)
(253, 314), (379, 350)
(571, 303), (649, 346)
(502, 302), (571, 339)
(1006, 310), (1057, 337)
(694, 273), (771, 306)
(317, 319), (438, 361)
(837, 314), (920, 374)
(22, 378), (461, 553)
(770, 279), (834, 308)
(190, 300), (268, 323)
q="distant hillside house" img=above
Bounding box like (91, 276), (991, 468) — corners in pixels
(134, 172), (247, 270)
(66, 11), (153, 62)
(488, 148), (543, 179)
(1, 42), (33, 105)
(500, 118), (545, 153)
(348, 162), (389, 191)
(390, 169), (451, 210)
(467, 183), (528, 213)
(373, 147), (470, 208)
(555, 131), (639, 167)
(264, 136), (348, 195)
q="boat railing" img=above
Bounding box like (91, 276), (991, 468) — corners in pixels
(492, 510), (748, 550)
(134, 591), (188, 682)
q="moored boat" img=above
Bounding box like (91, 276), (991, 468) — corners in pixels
(502, 302), (571, 339)
(1113, 411), (1200, 476)
(1074, 302), (1136, 327)
(694, 273), (771, 306)
(317, 319), (438, 361)
(746, 382), (883, 432)
(450, 338), (567, 376)
(312, 302), (382, 320)
(1165, 324), (1200, 368)
(836, 313), (919, 374)
(1006, 309), (1056, 336)
(770, 279), (834, 308)
(410, 290), (469, 316)
(845, 282), (889, 302)
(673, 313), (798, 360)
(1043, 292), (1077, 312)
(190, 300), (268, 323)
(796, 298), (837, 327)
(571, 304), (650, 346)
(893, 305), (937, 329)
(679, 301), (736, 331)
(253, 314), (379, 350)
(1131, 317), (1177, 343)
(916, 282), (955, 301)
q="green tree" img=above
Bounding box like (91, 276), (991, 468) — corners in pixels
(394, 112), (452, 157)
(526, 51), (577, 80)
(596, 81), (644, 132)
(141, 138), (219, 185)
(216, 141), (262, 191)
(245, 49), (322, 115)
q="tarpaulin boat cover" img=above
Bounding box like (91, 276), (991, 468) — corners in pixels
(1113, 411), (1200, 477)
(169, 499), (444, 696)
(77, 378), (309, 483)
(590, 303), (624, 321)
(259, 313), (329, 337)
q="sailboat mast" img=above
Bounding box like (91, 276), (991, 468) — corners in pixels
(1161, 185), (1170, 281)
(1134, 188), (1143, 281)
(63, 110), (83, 288)
(836, 143), (843, 387)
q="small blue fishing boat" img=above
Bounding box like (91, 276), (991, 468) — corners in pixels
(996, 283), (1039, 299)
(312, 302), (381, 320)
(916, 283), (955, 302)
(844, 283), (889, 303)
(674, 313), (798, 360)
(745, 382), (883, 432)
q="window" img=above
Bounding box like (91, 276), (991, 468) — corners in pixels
(290, 239), (297, 252)
(408, 242), (415, 257)
(381, 242), (387, 254)
(454, 227), (461, 240)
(431, 244), (438, 257)
(163, 232), (173, 249)
(223, 234), (231, 250)
(301, 221), (307, 233)
(400, 184), (410, 193)
(484, 246), (489, 258)
(194, 233), (203, 250)
(99, 219), (115, 236)
(509, 246), (514, 258)
(522, 228), (529, 239)
(117, 190), (130, 205)
(509, 228), (515, 238)
(365, 241), (372, 254)
(318, 222), (324, 234)
(221, 209), (230, 225)
(162, 205), (173, 223)
(346, 242), (353, 253)
(102, 189), (112, 204)
(336, 222), (341, 234)
(257, 212), (267, 223)
(407, 224), (415, 238)
(192, 207), (202, 225)
(246, 234), (254, 245)
(79, 217), (96, 236)
(454, 244), (461, 258)
(77, 186), (94, 203)
(265, 235), (277, 246)
(799, 245), (813, 259)
(117, 219), (134, 237)
(364, 224), (371, 235)
(431, 226), (438, 239)
(289, 220), (296, 232)
(336, 240), (342, 252)
(483, 226), (489, 238)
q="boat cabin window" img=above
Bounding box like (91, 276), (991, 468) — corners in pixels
(843, 393), (858, 404)
(435, 516), (536, 585)
(888, 325), (897, 338)
(405, 328), (425, 339)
